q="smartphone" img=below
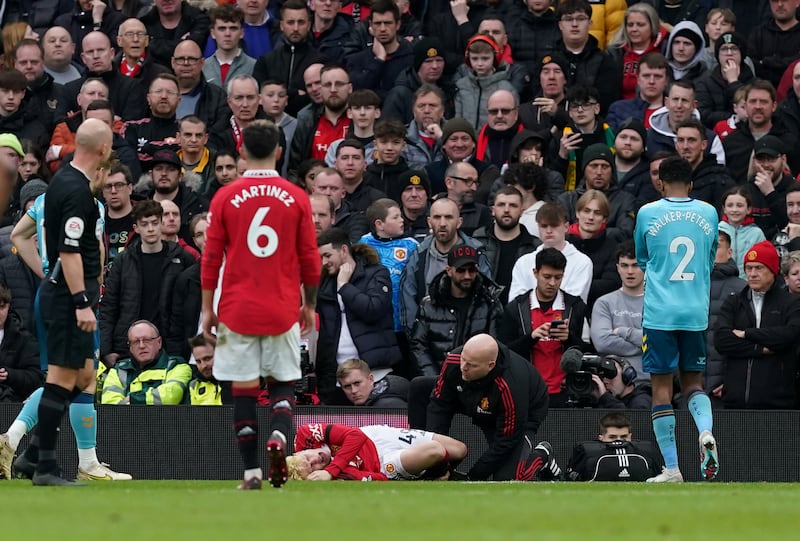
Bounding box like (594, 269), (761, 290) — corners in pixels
(550, 320), (565, 328)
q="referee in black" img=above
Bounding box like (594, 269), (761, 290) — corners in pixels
(34, 118), (113, 486)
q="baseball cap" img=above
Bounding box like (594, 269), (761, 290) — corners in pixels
(148, 149), (181, 169)
(448, 245), (478, 268)
(0, 133), (24, 157)
(753, 135), (785, 158)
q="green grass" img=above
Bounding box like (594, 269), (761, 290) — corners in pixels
(1, 481), (796, 540)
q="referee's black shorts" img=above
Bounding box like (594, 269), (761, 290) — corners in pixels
(39, 280), (99, 369)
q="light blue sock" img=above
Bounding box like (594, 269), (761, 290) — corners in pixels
(687, 390), (713, 434)
(69, 393), (96, 450)
(17, 387), (43, 431)
(652, 405), (679, 470)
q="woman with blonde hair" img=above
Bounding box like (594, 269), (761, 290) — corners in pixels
(607, 3), (668, 100)
(1, 22), (38, 71)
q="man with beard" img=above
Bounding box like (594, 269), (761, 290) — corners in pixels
(399, 197), (491, 333)
(114, 18), (170, 91)
(475, 90), (525, 170)
(404, 84), (446, 168)
(746, 135), (796, 240)
(289, 64), (352, 177)
(614, 118), (658, 212)
(410, 244), (502, 377)
(472, 186), (540, 305)
(102, 162), (135, 271)
(310, 194), (335, 236)
(217, 75), (262, 153)
(335, 140), (385, 213)
(62, 31), (147, 122)
(723, 79), (800, 184)
(187, 334), (227, 405)
(139, 149), (209, 247)
(747, 0), (800, 87)
(674, 120), (732, 213)
(443, 161), (491, 236)
(121, 73), (181, 163)
(253, 0), (323, 117)
(171, 40), (230, 149)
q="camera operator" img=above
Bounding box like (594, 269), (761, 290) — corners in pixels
(589, 356), (652, 409)
(563, 412), (663, 481)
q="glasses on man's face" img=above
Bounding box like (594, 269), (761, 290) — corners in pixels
(173, 56), (201, 65)
(121, 31), (147, 40)
(568, 101), (598, 111)
(561, 15), (590, 24)
(128, 336), (160, 347)
(718, 45), (739, 54)
(487, 107), (515, 116)
(103, 182), (128, 192)
(449, 175), (479, 188)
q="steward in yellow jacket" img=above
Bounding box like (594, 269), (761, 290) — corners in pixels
(101, 349), (191, 405)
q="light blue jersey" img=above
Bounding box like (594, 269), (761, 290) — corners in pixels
(26, 193), (105, 275)
(634, 197), (718, 331)
(358, 232), (419, 332)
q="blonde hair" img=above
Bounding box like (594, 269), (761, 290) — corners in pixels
(2, 22), (30, 70)
(781, 251), (800, 276)
(286, 455), (311, 480)
(608, 3), (660, 51)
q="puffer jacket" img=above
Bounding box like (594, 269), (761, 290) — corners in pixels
(589, 0), (627, 49)
(99, 238), (197, 358)
(505, 4), (560, 83)
(409, 271), (503, 376)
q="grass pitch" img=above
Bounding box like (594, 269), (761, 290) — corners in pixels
(1, 480), (795, 541)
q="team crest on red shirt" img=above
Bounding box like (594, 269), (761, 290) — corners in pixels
(394, 248), (407, 261)
(386, 463), (395, 473)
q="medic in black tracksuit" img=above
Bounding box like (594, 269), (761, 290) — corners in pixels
(426, 338), (549, 481)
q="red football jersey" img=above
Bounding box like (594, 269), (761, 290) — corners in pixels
(201, 171), (321, 335)
(294, 423), (387, 481)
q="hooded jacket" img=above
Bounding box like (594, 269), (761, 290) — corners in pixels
(718, 219), (767, 279)
(647, 106), (726, 164)
(409, 271), (503, 376)
(665, 21), (708, 82)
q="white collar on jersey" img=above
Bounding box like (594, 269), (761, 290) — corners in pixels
(242, 169), (279, 177)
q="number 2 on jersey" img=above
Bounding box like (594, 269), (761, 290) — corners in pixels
(669, 236), (695, 281)
(247, 206), (279, 258)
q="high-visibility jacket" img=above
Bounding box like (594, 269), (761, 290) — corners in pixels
(101, 351), (191, 405)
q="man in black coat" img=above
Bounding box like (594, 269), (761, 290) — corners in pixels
(138, 0), (210, 67)
(424, 334), (551, 481)
(0, 284), (43, 402)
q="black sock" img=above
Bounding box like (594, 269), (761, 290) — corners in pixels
(36, 383), (71, 474)
(267, 381), (295, 440)
(22, 427), (40, 463)
(233, 387), (260, 470)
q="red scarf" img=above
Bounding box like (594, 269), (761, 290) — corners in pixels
(721, 215), (756, 226)
(119, 54), (144, 78)
(567, 221), (607, 237)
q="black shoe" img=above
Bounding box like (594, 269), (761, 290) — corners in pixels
(32, 471), (85, 486)
(266, 430), (288, 489)
(13, 453), (36, 480)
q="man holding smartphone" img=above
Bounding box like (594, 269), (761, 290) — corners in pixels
(498, 247), (589, 407)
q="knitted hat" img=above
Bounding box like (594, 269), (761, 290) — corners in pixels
(20, 178), (47, 207)
(441, 117), (477, 143)
(715, 32), (747, 61)
(744, 240), (779, 276)
(413, 37), (445, 71)
(671, 23), (704, 55)
(617, 117), (647, 145)
(581, 143), (614, 170)
(540, 53), (570, 76)
(0, 133), (23, 157)
(396, 169), (430, 196)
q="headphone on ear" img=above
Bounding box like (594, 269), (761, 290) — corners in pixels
(464, 34), (501, 68)
(618, 358), (637, 386)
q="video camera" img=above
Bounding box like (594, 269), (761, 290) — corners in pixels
(560, 348), (618, 407)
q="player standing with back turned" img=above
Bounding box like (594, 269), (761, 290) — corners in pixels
(202, 120), (321, 490)
(633, 156), (720, 483)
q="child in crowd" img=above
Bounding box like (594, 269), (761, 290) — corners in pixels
(325, 89), (381, 166)
(713, 86), (747, 141)
(718, 186), (766, 279)
(364, 119), (414, 202)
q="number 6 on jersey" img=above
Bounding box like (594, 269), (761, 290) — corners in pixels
(247, 207), (279, 258)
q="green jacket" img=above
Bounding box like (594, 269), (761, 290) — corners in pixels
(101, 350), (191, 405)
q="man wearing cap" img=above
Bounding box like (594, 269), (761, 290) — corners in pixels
(424, 117), (500, 204)
(695, 32), (755, 130)
(309, 0), (353, 63)
(0, 133), (27, 226)
(723, 79), (800, 185)
(139, 148), (209, 247)
(506, 0), (560, 86)
(607, 52), (669, 132)
(0, 70), (50, 153)
(382, 37), (454, 124)
(559, 143), (636, 237)
(400, 169), (431, 243)
(615, 118), (658, 211)
(745, 134), (796, 240)
(518, 54), (570, 135)
(121, 73), (181, 163)
(715, 239), (800, 409)
(409, 243), (502, 377)
(664, 21), (708, 83)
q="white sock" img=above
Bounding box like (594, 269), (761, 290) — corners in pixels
(78, 447), (99, 469)
(244, 467), (262, 480)
(7, 420), (27, 450)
